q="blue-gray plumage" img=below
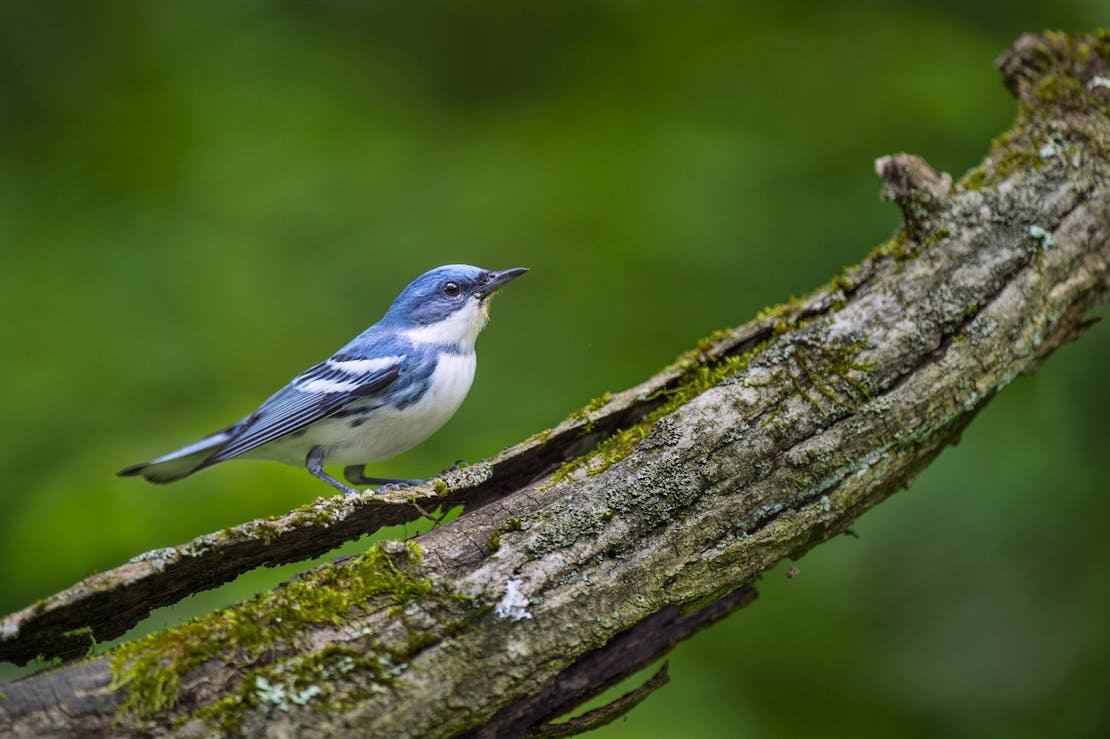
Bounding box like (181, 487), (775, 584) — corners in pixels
(118, 265), (528, 495)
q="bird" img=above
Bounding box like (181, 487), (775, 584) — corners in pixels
(118, 264), (528, 495)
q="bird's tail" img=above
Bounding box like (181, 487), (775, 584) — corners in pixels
(117, 426), (237, 484)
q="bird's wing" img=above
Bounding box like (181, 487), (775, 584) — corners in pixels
(200, 354), (404, 466)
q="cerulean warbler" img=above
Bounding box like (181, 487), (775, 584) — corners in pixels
(119, 264), (528, 495)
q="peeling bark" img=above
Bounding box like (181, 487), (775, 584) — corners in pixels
(1, 31), (1108, 739)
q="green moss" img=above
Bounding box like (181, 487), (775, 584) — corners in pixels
(822, 264), (867, 305)
(783, 339), (874, 415)
(954, 32), (1108, 194)
(922, 226), (951, 248)
(1098, 29), (1110, 61)
(868, 229), (912, 261)
(962, 165), (989, 190)
(675, 328), (740, 365)
(1037, 74), (1083, 102)
(546, 339), (773, 487)
(960, 138), (1043, 191)
(189, 694), (250, 734)
(486, 517), (524, 552)
(251, 520), (284, 545)
(540, 297), (877, 488)
(957, 104), (1049, 191)
(277, 498), (349, 532)
(754, 300), (799, 322)
(183, 575), (479, 732)
(1010, 33), (1108, 101)
(585, 392), (612, 412)
(569, 392), (615, 431)
(187, 643), (403, 733)
(61, 625), (94, 655)
(110, 541), (431, 722)
(998, 148), (1042, 178)
(524, 427), (553, 447)
(830, 273), (853, 294)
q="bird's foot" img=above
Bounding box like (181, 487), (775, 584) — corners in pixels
(307, 447), (365, 496)
(344, 463), (460, 492)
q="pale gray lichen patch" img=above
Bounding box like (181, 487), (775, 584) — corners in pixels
(639, 416), (682, 452)
(1039, 132), (1066, 159)
(495, 580), (532, 622)
(181, 534), (220, 557)
(966, 313), (1000, 344)
(129, 547), (177, 565)
(1028, 224), (1055, 250)
(827, 292), (900, 340)
(254, 675), (322, 712)
(528, 503), (614, 555)
(443, 462), (494, 489)
(505, 637), (532, 659)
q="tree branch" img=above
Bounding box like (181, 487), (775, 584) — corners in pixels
(2, 30), (1108, 738)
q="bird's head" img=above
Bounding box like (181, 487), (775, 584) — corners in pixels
(384, 264), (528, 348)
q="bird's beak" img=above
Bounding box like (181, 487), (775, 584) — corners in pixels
(478, 267), (529, 299)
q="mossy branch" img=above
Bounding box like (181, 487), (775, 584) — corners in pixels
(2, 30), (1108, 739)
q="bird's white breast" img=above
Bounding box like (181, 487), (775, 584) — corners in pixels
(267, 351), (477, 467)
(396, 351), (477, 445)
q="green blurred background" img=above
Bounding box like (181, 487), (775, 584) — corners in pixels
(1, 2), (1107, 736)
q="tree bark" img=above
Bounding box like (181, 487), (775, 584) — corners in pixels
(2, 31), (1108, 738)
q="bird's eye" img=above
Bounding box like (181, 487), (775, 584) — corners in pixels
(442, 281), (461, 297)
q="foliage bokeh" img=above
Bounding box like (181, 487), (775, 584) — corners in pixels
(0, 2), (1107, 736)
